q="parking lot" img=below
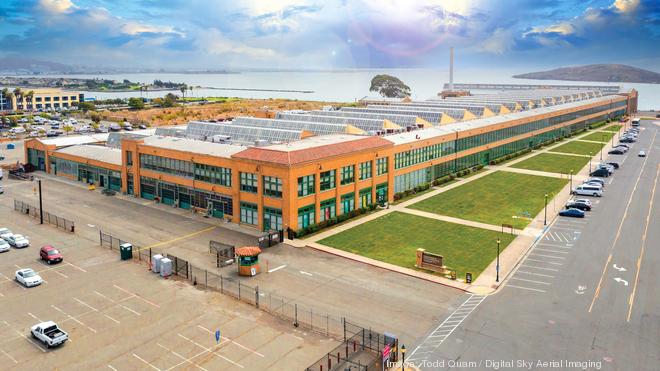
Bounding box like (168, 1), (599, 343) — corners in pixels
(0, 205), (335, 370)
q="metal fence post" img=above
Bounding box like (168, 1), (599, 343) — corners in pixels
(238, 281), (241, 300)
(311, 307), (313, 331)
(220, 275), (224, 293)
(205, 270), (208, 287)
(294, 304), (299, 327)
(255, 286), (259, 308)
(326, 314), (329, 337)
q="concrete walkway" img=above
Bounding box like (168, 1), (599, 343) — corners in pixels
(299, 123), (626, 293)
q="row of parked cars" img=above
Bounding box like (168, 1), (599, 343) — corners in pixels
(608, 127), (645, 157)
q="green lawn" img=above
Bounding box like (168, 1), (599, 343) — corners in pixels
(511, 153), (590, 174)
(550, 140), (605, 156)
(319, 212), (516, 279)
(602, 124), (623, 132)
(408, 171), (568, 229)
(580, 131), (616, 142)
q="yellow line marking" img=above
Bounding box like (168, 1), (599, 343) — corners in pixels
(627, 164), (660, 322)
(588, 131), (656, 313)
(137, 226), (216, 252)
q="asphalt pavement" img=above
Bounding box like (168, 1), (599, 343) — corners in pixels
(407, 121), (660, 371)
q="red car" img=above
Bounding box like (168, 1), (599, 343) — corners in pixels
(40, 245), (63, 264)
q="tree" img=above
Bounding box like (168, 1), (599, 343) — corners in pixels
(369, 74), (411, 98)
(179, 84), (188, 99)
(128, 97), (145, 109)
(62, 124), (74, 135)
(189, 85), (193, 98)
(77, 101), (95, 112)
(24, 90), (35, 109)
(13, 88), (23, 109)
(1, 88), (12, 110)
(90, 113), (102, 125)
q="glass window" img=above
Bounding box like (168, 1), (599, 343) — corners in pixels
(297, 205), (315, 228)
(320, 170), (336, 191)
(263, 207), (282, 231)
(240, 202), (258, 225)
(376, 157), (388, 175)
(263, 176), (282, 198)
(320, 198), (336, 222)
(359, 188), (372, 208)
(359, 161), (372, 180)
(195, 163), (231, 187)
(240, 172), (258, 193)
(297, 174), (315, 197)
(341, 193), (355, 214)
(341, 165), (355, 185)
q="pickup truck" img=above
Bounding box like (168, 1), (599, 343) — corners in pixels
(31, 322), (68, 348)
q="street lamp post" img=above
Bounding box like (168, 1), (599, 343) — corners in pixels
(589, 152), (592, 173)
(570, 170), (573, 192)
(401, 344), (406, 371)
(544, 193), (548, 226)
(496, 238), (501, 282)
(38, 179), (44, 225)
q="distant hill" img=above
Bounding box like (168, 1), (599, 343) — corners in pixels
(0, 56), (77, 74)
(513, 64), (660, 84)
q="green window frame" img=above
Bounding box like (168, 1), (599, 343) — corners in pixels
(359, 187), (372, 208)
(195, 163), (232, 187)
(240, 172), (258, 193)
(297, 204), (315, 228)
(297, 174), (315, 197)
(240, 202), (258, 225)
(263, 207), (283, 231)
(341, 193), (355, 214)
(340, 165), (355, 185)
(320, 170), (336, 191)
(263, 176), (283, 198)
(359, 161), (372, 180)
(320, 198), (336, 222)
(376, 157), (388, 175)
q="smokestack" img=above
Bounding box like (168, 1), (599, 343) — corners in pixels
(449, 47), (454, 92)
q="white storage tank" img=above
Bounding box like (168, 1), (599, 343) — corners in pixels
(160, 258), (172, 278)
(152, 254), (163, 273)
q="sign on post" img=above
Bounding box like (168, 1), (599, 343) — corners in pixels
(466, 272), (473, 284)
(215, 330), (221, 344)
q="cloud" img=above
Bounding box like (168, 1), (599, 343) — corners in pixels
(196, 29), (276, 59)
(479, 28), (515, 54)
(612, 0), (639, 13)
(38, 0), (75, 14)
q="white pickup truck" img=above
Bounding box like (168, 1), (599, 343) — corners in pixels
(31, 322), (68, 348)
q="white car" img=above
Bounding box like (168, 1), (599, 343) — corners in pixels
(572, 198), (593, 207)
(0, 240), (10, 253)
(0, 228), (12, 241)
(638, 150), (646, 157)
(7, 234), (29, 248)
(15, 268), (43, 287)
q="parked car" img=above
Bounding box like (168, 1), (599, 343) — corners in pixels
(40, 246), (63, 264)
(566, 201), (591, 211)
(15, 268), (43, 287)
(0, 228), (12, 240)
(559, 208), (586, 218)
(138, 124), (148, 130)
(614, 146), (628, 153)
(608, 148), (625, 155)
(0, 239), (10, 253)
(590, 168), (610, 177)
(585, 178), (606, 187)
(572, 198), (593, 207)
(638, 150), (646, 157)
(0, 185), (3, 194)
(605, 161), (620, 169)
(573, 185), (603, 197)
(615, 143), (630, 150)
(7, 234), (29, 248)
(31, 322), (68, 348)
(596, 164), (614, 174)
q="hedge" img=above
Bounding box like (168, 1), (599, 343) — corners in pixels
(295, 203), (378, 238)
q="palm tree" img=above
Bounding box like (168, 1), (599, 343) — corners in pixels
(1, 88), (12, 110)
(13, 88), (23, 110)
(179, 84), (187, 99)
(24, 90), (35, 110)
(189, 85), (193, 98)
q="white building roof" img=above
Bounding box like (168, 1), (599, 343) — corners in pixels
(55, 145), (122, 166)
(41, 134), (110, 147)
(141, 136), (247, 158)
(264, 134), (370, 152)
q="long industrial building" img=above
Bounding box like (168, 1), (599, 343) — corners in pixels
(25, 87), (635, 233)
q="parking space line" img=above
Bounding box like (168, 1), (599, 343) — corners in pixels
(120, 304), (141, 316)
(133, 353), (161, 371)
(537, 243), (572, 249)
(0, 349), (18, 364)
(177, 333), (244, 368)
(74, 297), (98, 312)
(531, 253), (565, 260)
(113, 284), (160, 308)
(534, 248), (569, 254)
(517, 271), (555, 278)
(521, 264), (559, 272)
(51, 304), (97, 333)
(14, 330), (46, 353)
(157, 343), (209, 371)
(526, 258), (563, 265)
(66, 261), (88, 273)
(107, 365), (118, 371)
(137, 226), (216, 252)
(510, 277), (551, 285)
(506, 285), (546, 293)
(196, 325), (265, 357)
(27, 312), (43, 322)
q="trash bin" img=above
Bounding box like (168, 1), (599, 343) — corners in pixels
(119, 243), (133, 261)
(160, 258), (172, 278)
(152, 254), (163, 273)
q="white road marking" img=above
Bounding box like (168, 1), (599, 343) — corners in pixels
(267, 265), (286, 273)
(534, 248), (570, 254)
(517, 271), (555, 278)
(510, 277), (551, 285)
(197, 325), (264, 357)
(0, 349), (18, 364)
(526, 258), (563, 265)
(177, 333), (244, 368)
(27, 312), (42, 322)
(506, 284), (546, 293)
(113, 284), (160, 308)
(520, 264), (559, 272)
(157, 343), (209, 371)
(531, 253), (566, 260)
(74, 297), (98, 312)
(133, 353), (161, 371)
(51, 304), (97, 333)
(66, 261), (88, 273)
(299, 271), (313, 276)
(107, 365), (118, 371)
(15, 330), (46, 353)
(120, 304), (141, 316)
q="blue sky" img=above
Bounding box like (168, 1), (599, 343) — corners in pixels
(0, 0), (658, 70)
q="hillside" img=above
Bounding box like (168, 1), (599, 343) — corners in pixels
(0, 57), (76, 74)
(513, 64), (660, 84)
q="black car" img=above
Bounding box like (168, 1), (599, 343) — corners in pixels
(608, 148), (625, 155)
(566, 201), (591, 211)
(616, 143), (630, 150)
(606, 161), (620, 169)
(559, 208), (585, 218)
(590, 168), (610, 177)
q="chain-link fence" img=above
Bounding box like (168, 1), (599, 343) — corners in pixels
(14, 199), (75, 232)
(99, 231), (161, 264)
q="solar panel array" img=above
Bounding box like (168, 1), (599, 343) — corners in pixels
(233, 116), (354, 136)
(399, 101), (506, 114)
(366, 104), (468, 120)
(275, 113), (390, 132)
(385, 103), (486, 117)
(311, 110), (419, 127)
(186, 121), (303, 144)
(341, 107), (449, 125)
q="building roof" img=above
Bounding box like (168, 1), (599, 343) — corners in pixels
(141, 135), (247, 158)
(40, 134), (110, 147)
(232, 134), (392, 165)
(54, 145), (122, 165)
(385, 94), (625, 145)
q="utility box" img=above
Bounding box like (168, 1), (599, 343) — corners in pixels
(119, 243), (133, 261)
(152, 254), (163, 273)
(160, 258), (172, 278)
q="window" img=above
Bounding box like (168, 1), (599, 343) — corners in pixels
(341, 193), (355, 214)
(62, 96), (68, 101)
(53, 96), (60, 101)
(359, 188), (372, 208)
(297, 174), (315, 197)
(320, 170), (336, 191)
(263, 176), (282, 198)
(340, 165), (355, 185)
(195, 164), (231, 187)
(359, 161), (372, 180)
(376, 183), (388, 204)
(240, 202), (258, 225)
(320, 198), (336, 222)
(376, 157), (388, 175)
(71, 96), (77, 101)
(297, 205), (315, 228)
(139, 154), (194, 178)
(126, 151), (133, 166)
(263, 207), (282, 231)
(240, 172), (257, 193)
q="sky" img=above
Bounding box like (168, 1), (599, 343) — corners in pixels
(0, 0), (658, 71)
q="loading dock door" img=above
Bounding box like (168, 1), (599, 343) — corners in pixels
(179, 193), (191, 209)
(209, 200), (224, 218)
(161, 188), (175, 205)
